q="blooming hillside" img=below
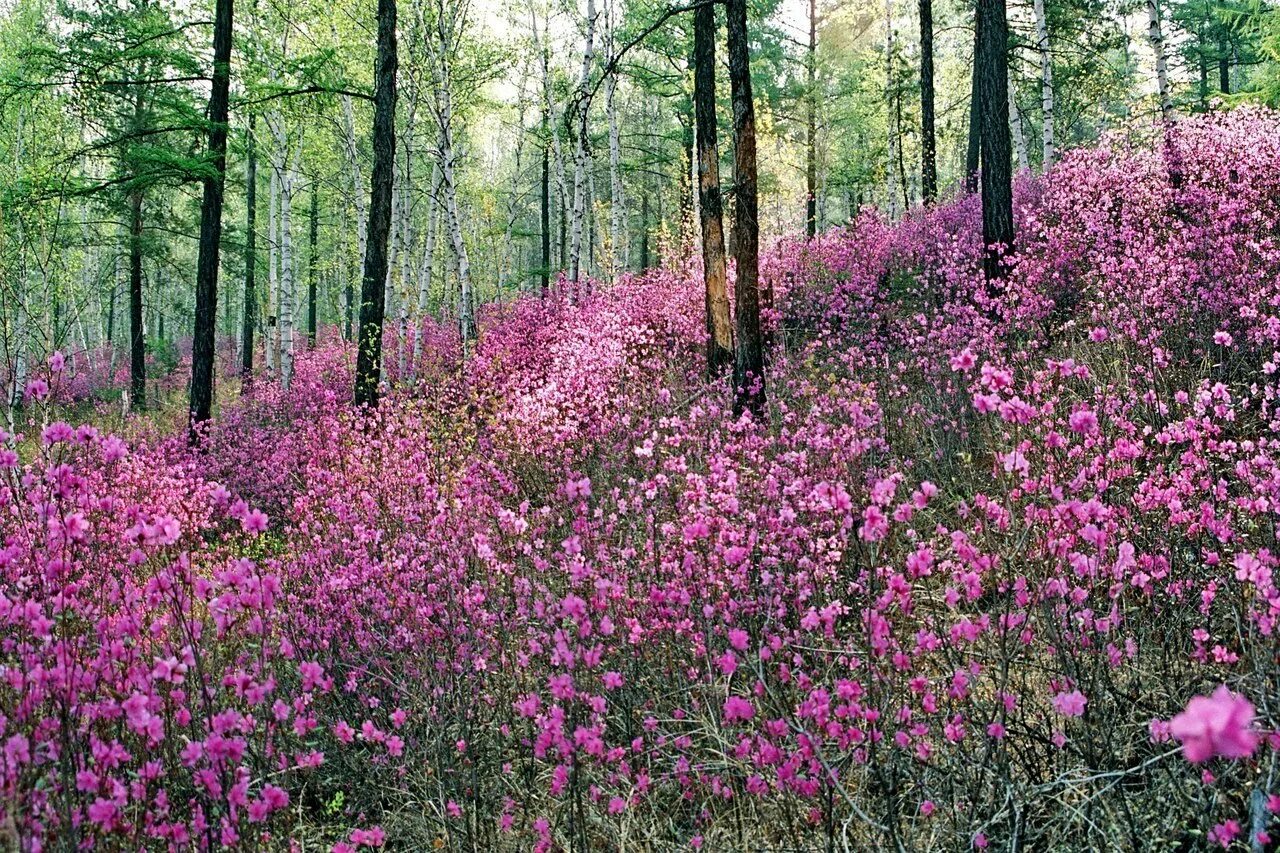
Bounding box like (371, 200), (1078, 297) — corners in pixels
(5, 108), (1280, 851)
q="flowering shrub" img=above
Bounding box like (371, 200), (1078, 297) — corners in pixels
(5, 108), (1280, 850)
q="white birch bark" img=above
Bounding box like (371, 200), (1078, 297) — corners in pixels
(1147, 0), (1172, 122)
(412, 163), (442, 374)
(604, 0), (625, 278)
(1032, 0), (1055, 168)
(884, 0), (900, 221)
(1010, 84), (1030, 171)
(266, 142), (279, 373)
(568, 0), (598, 283)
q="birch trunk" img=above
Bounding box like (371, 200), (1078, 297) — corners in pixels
(604, 0), (625, 276)
(412, 164), (441, 374)
(1147, 0), (1172, 122)
(568, 0), (598, 283)
(884, 0), (900, 221)
(531, 6), (569, 276)
(1032, 0), (1055, 168)
(1010, 84), (1029, 171)
(266, 145), (279, 373)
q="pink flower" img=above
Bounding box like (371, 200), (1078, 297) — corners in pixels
(1169, 685), (1259, 763)
(241, 508), (269, 534)
(723, 696), (755, 724)
(1051, 690), (1087, 718)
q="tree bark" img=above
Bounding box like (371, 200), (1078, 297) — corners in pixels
(412, 163), (440, 373)
(188, 0), (233, 436)
(978, 0), (1015, 284)
(806, 0), (819, 234)
(884, 0), (900, 221)
(1147, 0), (1172, 122)
(1218, 36), (1230, 94)
(266, 148), (279, 373)
(727, 0), (765, 417)
(307, 176), (318, 347)
(568, 0), (598, 284)
(129, 190), (146, 411)
(242, 115), (257, 386)
(354, 0), (397, 407)
(540, 112), (551, 294)
(1032, 0), (1054, 168)
(964, 10), (981, 194)
(694, 0), (733, 376)
(918, 0), (936, 204)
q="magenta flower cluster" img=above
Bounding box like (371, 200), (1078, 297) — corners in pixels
(6, 108), (1280, 849)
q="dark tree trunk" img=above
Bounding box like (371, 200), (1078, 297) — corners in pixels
(639, 192), (650, 270)
(541, 113), (551, 295)
(977, 0), (1014, 285)
(694, 0), (733, 375)
(964, 8), (982, 194)
(242, 115), (257, 386)
(1218, 37), (1230, 94)
(129, 190), (146, 411)
(188, 0), (233, 438)
(308, 179), (318, 346)
(805, 0), (818, 236)
(726, 0), (765, 418)
(919, 0), (937, 204)
(354, 0), (397, 407)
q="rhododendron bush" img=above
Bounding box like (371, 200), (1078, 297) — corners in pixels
(6, 108), (1280, 850)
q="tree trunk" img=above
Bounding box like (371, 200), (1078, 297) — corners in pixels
(965, 11), (981, 194)
(1147, 0), (1172, 122)
(806, 0), (818, 234)
(188, 0), (233, 436)
(884, 0), (900, 221)
(919, 0), (936, 204)
(694, 0), (733, 376)
(354, 0), (396, 407)
(1032, 0), (1054, 168)
(412, 163), (440, 373)
(308, 176), (318, 347)
(266, 150), (279, 373)
(978, 0), (1015, 284)
(727, 0), (765, 418)
(242, 116), (257, 386)
(1218, 36), (1230, 94)
(277, 140), (296, 389)
(568, 0), (598, 284)
(540, 115), (551, 294)
(1009, 83), (1029, 171)
(129, 190), (146, 411)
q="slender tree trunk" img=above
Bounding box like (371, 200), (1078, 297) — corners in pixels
(540, 117), (551, 294)
(1009, 84), (1029, 170)
(354, 0), (397, 407)
(532, 12), (569, 276)
(978, 0), (1015, 284)
(919, 0), (937, 203)
(965, 12), (982, 194)
(568, 0), (597, 283)
(727, 0), (765, 417)
(242, 116), (257, 385)
(1198, 23), (1209, 107)
(278, 144), (296, 388)
(1148, 0), (1172, 122)
(1032, 0), (1054, 168)
(806, 0), (819, 234)
(1218, 36), (1230, 93)
(694, 0), (733, 375)
(266, 151), (279, 373)
(884, 0), (900, 221)
(639, 191), (650, 271)
(412, 163), (440, 373)
(129, 190), (146, 411)
(436, 63), (474, 345)
(308, 177), (318, 347)
(189, 0), (233, 436)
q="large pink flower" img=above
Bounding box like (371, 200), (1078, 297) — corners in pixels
(1169, 686), (1259, 763)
